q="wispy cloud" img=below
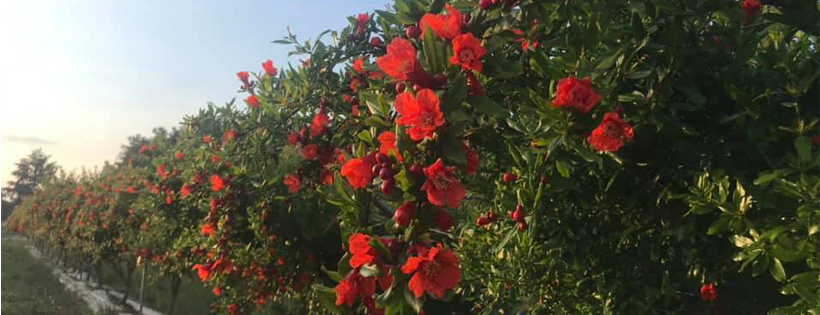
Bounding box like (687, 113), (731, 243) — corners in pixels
(2, 134), (58, 145)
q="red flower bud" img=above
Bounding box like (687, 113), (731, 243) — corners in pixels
(394, 202), (416, 226)
(405, 25), (421, 39)
(370, 37), (383, 47)
(502, 172), (517, 182)
(700, 283), (718, 302)
(436, 209), (453, 231)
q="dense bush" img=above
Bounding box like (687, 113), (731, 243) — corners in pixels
(7, 0), (819, 314)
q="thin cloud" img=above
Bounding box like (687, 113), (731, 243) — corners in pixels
(2, 134), (58, 145)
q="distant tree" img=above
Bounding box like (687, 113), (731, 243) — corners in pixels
(1, 149), (59, 220)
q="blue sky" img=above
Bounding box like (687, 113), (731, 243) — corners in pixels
(0, 0), (391, 185)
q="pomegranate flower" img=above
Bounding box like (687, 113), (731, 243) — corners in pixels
(334, 270), (376, 306)
(401, 244), (461, 299)
(283, 174), (301, 194)
(552, 76), (601, 114)
(262, 59), (278, 77)
(311, 108), (329, 138)
(588, 112), (634, 152)
(395, 89), (445, 141)
(420, 4), (463, 40)
(341, 158), (374, 189)
(422, 159), (466, 208)
(378, 131), (403, 163)
(451, 33), (487, 72)
(246, 94), (260, 108)
(210, 174), (225, 192)
(376, 38), (434, 87)
(193, 263), (212, 282)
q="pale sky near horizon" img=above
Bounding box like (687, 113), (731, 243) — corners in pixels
(0, 0), (391, 187)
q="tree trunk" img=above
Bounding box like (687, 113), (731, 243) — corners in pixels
(95, 261), (103, 290)
(166, 275), (182, 315)
(120, 263), (135, 305)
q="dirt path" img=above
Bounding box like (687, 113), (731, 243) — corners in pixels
(4, 233), (162, 315)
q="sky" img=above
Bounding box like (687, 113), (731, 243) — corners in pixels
(0, 0), (392, 186)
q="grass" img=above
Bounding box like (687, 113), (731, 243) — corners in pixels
(1, 237), (101, 315)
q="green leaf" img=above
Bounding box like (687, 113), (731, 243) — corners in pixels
(313, 284), (350, 314)
(770, 257), (787, 282)
(555, 160), (571, 178)
(359, 263), (382, 277)
(428, 0), (445, 13)
(467, 95), (507, 119)
(731, 235), (754, 248)
(422, 26), (447, 74)
(482, 58), (524, 79)
(437, 131), (467, 167)
(321, 265), (344, 282)
(794, 137), (812, 162)
(440, 75), (467, 115)
(626, 70), (652, 80)
(403, 284), (424, 312)
(494, 227), (517, 253)
(595, 47), (625, 70)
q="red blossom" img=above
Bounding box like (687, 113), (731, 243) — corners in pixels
(181, 185), (191, 198)
(311, 108), (329, 138)
(223, 130), (237, 142)
(422, 159), (466, 208)
(376, 38), (434, 87)
(334, 270), (376, 306)
(246, 94), (260, 108)
(211, 174), (225, 192)
(175, 151), (184, 160)
(395, 89), (445, 141)
(401, 244), (461, 299)
(700, 283), (718, 302)
(353, 58), (365, 74)
(201, 223), (216, 237)
(350, 77), (362, 92)
(552, 76), (601, 114)
(193, 263), (212, 282)
(348, 233), (380, 268)
(262, 59), (278, 77)
(420, 4), (463, 40)
(302, 143), (319, 160)
(341, 158), (374, 189)
(283, 174), (301, 194)
(741, 0), (761, 24)
(378, 131), (403, 163)
(450, 33), (487, 72)
(588, 112), (634, 152)
(237, 71), (250, 86)
(356, 13), (369, 36)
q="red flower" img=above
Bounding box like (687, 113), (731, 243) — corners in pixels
(356, 13), (369, 36)
(175, 151), (184, 160)
(401, 244), (461, 298)
(376, 38), (432, 86)
(341, 158), (374, 189)
(246, 94), (260, 109)
(588, 112), (634, 152)
(350, 77), (362, 92)
(348, 233), (379, 268)
(302, 143), (319, 160)
(741, 0), (761, 24)
(351, 104), (360, 117)
(286, 132), (299, 145)
(311, 108), (329, 138)
(193, 263), (212, 282)
(378, 131), (403, 163)
(422, 159), (466, 208)
(450, 33), (487, 72)
(321, 168), (335, 185)
(395, 89), (445, 141)
(370, 37), (383, 47)
(394, 202), (416, 226)
(127, 186), (137, 193)
(152, 185), (160, 195)
(420, 4), (463, 40)
(165, 190), (173, 205)
(181, 185), (191, 198)
(201, 223), (217, 237)
(211, 155), (222, 164)
(334, 270), (376, 306)
(700, 283), (718, 302)
(212, 257), (233, 274)
(211, 174), (225, 192)
(237, 71), (250, 86)
(262, 59), (278, 77)
(212, 287), (222, 296)
(138, 144), (150, 155)
(436, 209), (453, 231)
(552, 76), (601, 114)
(156, 165), (168, 180)
(353, 58), (365, 74)
(463, 142), (479, 175)
(223, 130), (237, 142)
(283, 174), (301, 194)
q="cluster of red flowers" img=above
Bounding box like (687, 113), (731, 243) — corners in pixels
(552, 76), (634, 152)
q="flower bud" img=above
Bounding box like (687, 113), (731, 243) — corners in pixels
(393, 202), (416, 226)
